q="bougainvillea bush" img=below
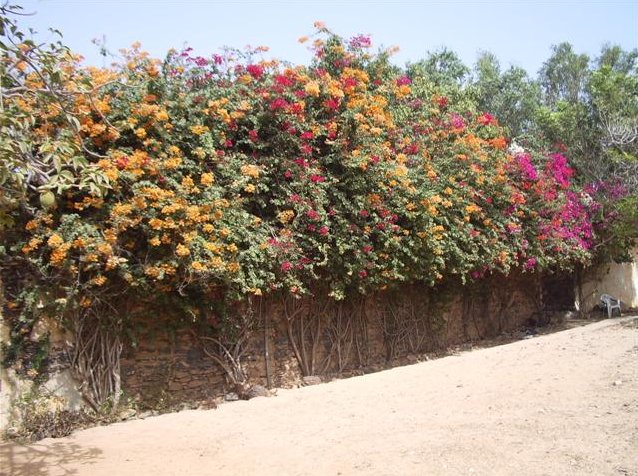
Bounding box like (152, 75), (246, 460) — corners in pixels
(1, 16), (596, 381)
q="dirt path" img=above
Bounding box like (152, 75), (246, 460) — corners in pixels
(2, 316), (637, 476)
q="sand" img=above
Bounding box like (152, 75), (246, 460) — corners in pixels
(1, 316), (637, 476)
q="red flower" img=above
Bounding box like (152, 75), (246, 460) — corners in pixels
(310, 174), (325, 183)
(116, 156), (129, 170)
(478, 113), (495, 126)
(362, 245), (373, 253)
(270, 98), (289, 111)
(318, 225), (329, 235)
(358, 270), (368, 278)
(325, 98), (340, 110)
(306, 209), (320, 220)
(300, 131), (314, 140)
(294, 158), (309, 168)
(248, 129), (258, 142)
(359, 210), (369, 218)
(343, 77), (358, 89)
(284, 170), (293, 179)
(275, 74), (294, 87)
(246, 64), (264, 79)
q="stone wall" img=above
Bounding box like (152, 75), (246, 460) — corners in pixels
(120, 271), (550, 406)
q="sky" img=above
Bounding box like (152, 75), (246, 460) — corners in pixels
(12, 1), (638, 76)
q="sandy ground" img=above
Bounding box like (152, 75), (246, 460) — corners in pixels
(1, 316), (637, 476)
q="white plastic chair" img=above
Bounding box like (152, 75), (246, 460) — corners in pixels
(600, 294), (621, 318)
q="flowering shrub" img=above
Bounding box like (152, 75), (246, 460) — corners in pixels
(1, 21), (597, 350)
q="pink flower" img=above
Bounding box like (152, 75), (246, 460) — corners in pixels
(300, 131), (314, 140)
(284, 170), (293, 179)
(248, 129), (259, 142)
(310, 174), (325, 183)
(546, 153), (574, 189)
(281, 261), (293, 272)
(358, 270), (368, 278)
(524, 258), (537, 270)
(362, 245), (373, 253)
(289, 193), (301, 203)
(450, 113), (465, 129)
(516, 154), (538, 181)
(359, 210), (369, 218)
(306, 209), (320, 220)
(318, 226), (329, 235)
(396, 75), (412, 86)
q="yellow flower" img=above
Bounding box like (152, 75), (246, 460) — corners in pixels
(135, 127), (147, 139)
(181, 176), (195, 190)
(191, 261), (206, 272)
(92, 275), (107, 286)
(244, 184), (256, 193)
(298, 36), (309, 44)
(277, 210), (295, 224)
(97, 242), (113, 256)
(149, 237), (161, 246)
(47, 234), (64, 248)
(190, 125), (209, 135)
(200, 173), (215, 186)
(240, 164), (260, 178)
(304, 81), (321, 97)
(176, 244), (190, 257)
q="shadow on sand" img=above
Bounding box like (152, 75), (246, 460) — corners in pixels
(0, 439), (102, 476)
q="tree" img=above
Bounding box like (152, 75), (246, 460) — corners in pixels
(472, 51), (541, 137)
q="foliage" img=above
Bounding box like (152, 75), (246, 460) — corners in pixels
(0, 11), (614, 400)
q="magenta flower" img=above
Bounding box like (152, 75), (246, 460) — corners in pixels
(349, 34), (372, 49)
(524, 258), (537, 270)
(396, 75), (412, 86)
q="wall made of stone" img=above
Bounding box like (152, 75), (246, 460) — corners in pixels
(120, 271), (549, 406)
